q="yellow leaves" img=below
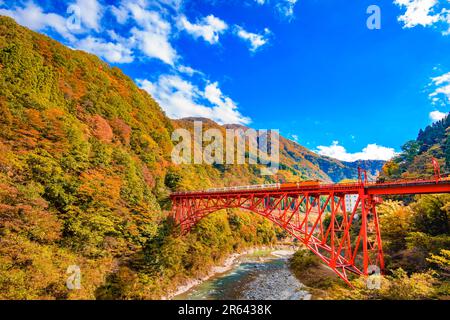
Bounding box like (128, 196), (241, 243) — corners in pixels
(427, 249), (450, 273)
(0, 232), (116, 300)
(78, 170), (122, 206)
(377, 200), (413, 251)
(382, 160), (400, 177)
(66, 256), (116, 300)
(0, 96), (12, 126)
(328, 269), (437, 300)
(381, 269), (436, 300)
(378, 200), (412, 219)
(0, 178), (61, 244)
(0, 235), (66, 299)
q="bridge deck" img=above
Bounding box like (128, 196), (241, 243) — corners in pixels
(170, 177), (450, 286)
(171, 179), (450, 198)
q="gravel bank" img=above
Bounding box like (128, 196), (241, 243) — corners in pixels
(241, 259), (311, 300)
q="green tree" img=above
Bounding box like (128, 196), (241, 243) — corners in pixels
(410, 195), (450, 236)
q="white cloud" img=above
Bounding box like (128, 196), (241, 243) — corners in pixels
(109, 1), (178, 65)
(204, 82), (251, 124)
(131, 27), (177, 65)
(137, 75), (250, 125)
(394, 0), (450, 34)
(110, 5), (129, 24)
(252, 0), (299, 20)
(126, 2), (170, 31)
(177, 65), (202, 76)
(276, 0), (299, 20)
(76, 36), (134, 63)
(0, 0), (257, 125)
(429, 110), (447, 121)
(0, 1), (76, 41)
(316, 141), (397, 162)
(394, 0), (440, 27)
(0, 0), (104, 39)
(234, 26), (271, 52)
(430, 71), (450, 104)
(178, 14), (228, 44)
(73, 0), (103, 31)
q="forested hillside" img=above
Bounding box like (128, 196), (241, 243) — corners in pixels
(289, 118), (450, 299)
(171, 119), (384, 186)
(0, 16), (281, 299)
(0, 16), (384, 300)
(381, 114), (450, 180)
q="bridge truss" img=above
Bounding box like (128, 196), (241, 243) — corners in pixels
(170, 178), (450, 286)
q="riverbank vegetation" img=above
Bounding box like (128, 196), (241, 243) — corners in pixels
(290, 114), (450, 300)
(1, 16), (379, 300)
(95, 210), (280, 299)
(0, 16), (282, 299)
(290, 183), (450, 299)
(1, 16), (449, 300)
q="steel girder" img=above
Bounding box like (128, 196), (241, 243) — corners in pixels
(171, 189), (384, 286)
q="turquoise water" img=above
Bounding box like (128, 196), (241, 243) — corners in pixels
(173, 254), (291, 300)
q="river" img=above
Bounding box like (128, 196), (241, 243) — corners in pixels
(173, 249), (311, 300)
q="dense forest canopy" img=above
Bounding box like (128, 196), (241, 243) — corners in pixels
(0, 15), (375, 299)
(0, 16), (281, 299)
(381, 114), (450, 180)
(1, 15), (448, 300)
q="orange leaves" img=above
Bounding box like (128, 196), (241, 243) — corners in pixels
(0, 182), (19, 204)
(64, 68), (86, 100)
(142, 165), (156, 188)
(87, 115), (114, 143)
(0, 142), (13, 175)
(78, 170), (122, 206)
(111, 118), (132, 145)
(34, 38), (53, 63)
(0, 179), (61, 244)
(26, 109), (45, 128)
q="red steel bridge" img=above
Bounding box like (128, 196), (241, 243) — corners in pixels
(170, 166), (450, 286)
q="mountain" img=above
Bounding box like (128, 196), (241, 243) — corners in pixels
(0, 16), (383, 299)
(174, 120), (383, 184)
(276, 132), (384, 183)
(0, 16), (290, 299)
(380, 114), (450, 180)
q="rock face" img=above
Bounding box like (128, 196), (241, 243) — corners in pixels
(241, 260), (310, 300)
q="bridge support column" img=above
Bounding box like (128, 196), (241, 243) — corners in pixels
(359, 193), (384, 276)
(170, 188), (385, 287)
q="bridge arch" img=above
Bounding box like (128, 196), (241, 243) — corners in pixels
(171, 190), (384, 286)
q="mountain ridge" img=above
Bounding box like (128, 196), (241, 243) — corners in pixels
(381, 113), (450, 181)
(175, 117), (384, 183)
(0, 15), (381, 299)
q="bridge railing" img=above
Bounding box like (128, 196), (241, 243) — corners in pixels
(170, 181), (364, 196)
(170, 177), (449, 197)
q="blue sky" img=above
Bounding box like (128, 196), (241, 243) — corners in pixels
(1, 0), (450, 161)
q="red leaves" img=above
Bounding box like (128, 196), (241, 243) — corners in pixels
(88, 114), (114, 143)
(142, 165), (156, 188)
(111, 118), (132, 145)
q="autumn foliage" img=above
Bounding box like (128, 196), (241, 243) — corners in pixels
(0, 16), (281, 299)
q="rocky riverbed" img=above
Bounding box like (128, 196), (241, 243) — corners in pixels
(241, 259), (311, 300)
(173, 248), (311, 300)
